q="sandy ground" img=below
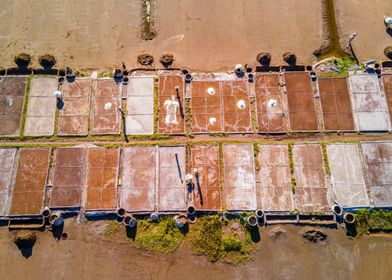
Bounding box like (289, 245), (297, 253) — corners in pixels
(0, 0), (325, 71)
(0, 220), (391, 280)
(335, 0), (392, 62)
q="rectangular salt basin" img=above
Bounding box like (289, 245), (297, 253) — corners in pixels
(327, 144), (369, 207)
(319, 78), (355, 131)
(58, 78), (91, 136)
(9, 148), (50, 216)
(158, 75), (185, 134)
(285, 72), (318, 131)
(121, 146), (157, 212)
(190, 145), (222, 211)
(292, 144), (330, 212)
(85, 147), (119, 211)
(0, 148), (17, 216)
(361, 142), (392, 207)
(51, 147), (85, 208)
(348, 74), (391, 131)
(24, 77), (57, 136)
(126, 76), (154, 135)
(257, 145), (294, 211)
(191, 80), (252, 133)
(158, 146), (186, 211)
(0, 77), (27, 136)
(222, 144), (257, 211)
(255, 74), (288, 133)
(91, 79), (121, 135)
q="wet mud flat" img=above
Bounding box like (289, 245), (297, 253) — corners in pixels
(0, 0), (325, 70)
(0, 220), (391, 280)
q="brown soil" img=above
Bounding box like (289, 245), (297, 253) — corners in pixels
(1, 220), (391, 279)
(0, 0), (325, 71)
(2, 132), (392, 147)
(334, 0), (392, 62)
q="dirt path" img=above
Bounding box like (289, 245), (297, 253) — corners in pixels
(1, 133), (392, 148)
(0, 221), (391, 280)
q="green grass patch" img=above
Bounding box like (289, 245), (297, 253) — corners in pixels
(153, 76), (159, 134)
(333, 57), (359, 77)
(355, 209), (392, 234)
(129, 217), (185, 254)
(221, 234), (252, 265)
(288, 143), (297, 193)
(97, 71), (112, 79)
(321, 142), (331, 175)
(188, 215), (223, 261)
(288, 143), (294, 174)
(291, 177), (297, 194)
(208, 133), (227, 137)
(188, 215), (254, 265)
(185, 97), (192, 133)
(253, 143), (260, 171)
(19, 75), (32, 137)
(250, 96), (258, 131)
(104, 220), (120, 236)
(75, 69), (88, 77)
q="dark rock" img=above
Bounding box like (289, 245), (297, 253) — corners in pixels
(302, 230), (327, 243)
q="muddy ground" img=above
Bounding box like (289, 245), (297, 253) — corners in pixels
(0, 220), (391, 280)
(335, 0), (392, 62)
(0, 0), (325, 71)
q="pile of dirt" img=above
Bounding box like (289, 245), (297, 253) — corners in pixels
(38, 54), (56, 69)
(283, 52), (297, 65)
(302, 230), (327, 243)
(14, 53), (31, 68)
(160, 54), (174, 68)
(271, 230), (285, 240)
(384, 46), (392, 60)
(256, 52), (271, 66)
(137, 53), (154, 66)
(13, 231), (36, 248)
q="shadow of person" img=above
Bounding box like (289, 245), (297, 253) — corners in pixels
(13, 231), (36, 258)
(57, 99), (64, 110)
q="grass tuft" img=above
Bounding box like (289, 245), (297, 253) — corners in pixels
(19, 75), (32, 137)
(185, 97), (192, 133)
(188, 215), (223, 261)
(253, 143), (260, 171)
(104, 221), (119, 236)
(153, 76), (159, 134)
(321, 142), (331, 175)
(355, 209), (392, 234)
(188, 215), (254, 265)
(129, 217), (185, 253)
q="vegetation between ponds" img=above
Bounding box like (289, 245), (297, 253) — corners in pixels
(355, 209), (392, 234)
(188, 215), (254, 265)
(104, 215), (256, 264)
(128, 217), (185, 254)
